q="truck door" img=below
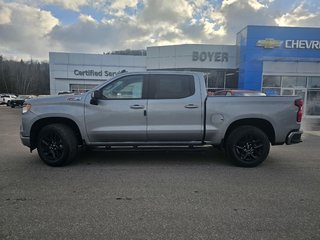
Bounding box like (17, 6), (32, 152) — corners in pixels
(146, 74), (203, 141)
(85, 74), (147, 142)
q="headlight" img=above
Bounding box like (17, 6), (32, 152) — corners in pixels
(22, 103), (32, 113)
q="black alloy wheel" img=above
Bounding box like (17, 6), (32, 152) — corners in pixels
(37, 124), (77, 166)
(226, 126), (270, 167)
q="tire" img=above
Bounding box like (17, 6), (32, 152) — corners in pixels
(225, 126), (270, 167)
(37, 124), (78, 166)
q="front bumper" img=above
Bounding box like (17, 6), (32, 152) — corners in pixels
(20, 134), (31, 147)
(286, 130), (303, 145)
(20, 123), (31, 147)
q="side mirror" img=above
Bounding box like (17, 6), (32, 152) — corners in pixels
(90, 90), (102, 105)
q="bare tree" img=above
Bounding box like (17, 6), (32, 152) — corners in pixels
(0, 56), (49, 95)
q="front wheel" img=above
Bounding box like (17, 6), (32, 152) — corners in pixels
(225, 126), (270, 167)
(37, 124), (78, 166)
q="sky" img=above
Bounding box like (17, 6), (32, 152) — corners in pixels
(0, 0), (319, 61)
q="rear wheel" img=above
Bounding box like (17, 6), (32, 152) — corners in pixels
(225, 126), (270, 167)
(37, 124), (78, 166)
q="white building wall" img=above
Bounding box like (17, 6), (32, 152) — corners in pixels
(49, 52), (146, 95)
(147, 44), (237, 70)
(263, 61), (320, 76)
(49, 45), (237, 95)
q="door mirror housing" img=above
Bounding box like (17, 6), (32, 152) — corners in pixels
(90, 90), (102, 105)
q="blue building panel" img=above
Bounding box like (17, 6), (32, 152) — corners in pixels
(237, 25), (320, 90)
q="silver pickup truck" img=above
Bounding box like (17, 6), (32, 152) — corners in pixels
(20, 71), (303, 167)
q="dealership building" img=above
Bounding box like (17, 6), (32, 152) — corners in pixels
(49, 25), (320, 117)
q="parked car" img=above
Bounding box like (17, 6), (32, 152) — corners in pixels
(0, 94), (16, 105)
(36, 95), (51, 98)
(212, 90), (266, 96)
(58, 91), (74, 95)
(10, 95), (36, 108)
(21, 71), (303, 168)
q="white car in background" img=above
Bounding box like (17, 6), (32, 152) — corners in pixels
(0, 94), (17, 105)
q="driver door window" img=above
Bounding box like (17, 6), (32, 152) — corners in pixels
(102, 75), (144, 99)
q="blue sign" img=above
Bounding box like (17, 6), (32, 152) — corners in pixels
(236, 26), (320, 90)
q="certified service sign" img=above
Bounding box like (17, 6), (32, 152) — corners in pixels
(256, 38), (282, 49)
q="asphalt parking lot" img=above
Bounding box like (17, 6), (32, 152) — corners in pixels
(0, 106), (320, 240)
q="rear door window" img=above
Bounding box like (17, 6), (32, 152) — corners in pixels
(148, 74), (195, 99)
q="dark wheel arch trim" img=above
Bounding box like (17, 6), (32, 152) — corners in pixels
(223, 118), (275, 146)
(30, 117), (83, 150)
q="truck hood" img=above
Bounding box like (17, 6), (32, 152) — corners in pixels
(26, 94), (87, 105)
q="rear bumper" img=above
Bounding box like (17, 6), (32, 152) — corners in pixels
(286, 130), (303, 145)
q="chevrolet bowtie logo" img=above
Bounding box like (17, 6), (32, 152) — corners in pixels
(256, 38), (282, 48)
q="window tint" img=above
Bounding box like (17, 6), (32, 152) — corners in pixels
(263, 76), (281, 87)
(101, 75), (144, 99)
(149, 74), (195, 99)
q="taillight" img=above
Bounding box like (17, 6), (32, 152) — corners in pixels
(295, 99), (303, 122)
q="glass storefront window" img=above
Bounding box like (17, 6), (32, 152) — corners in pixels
(263, 76), (281, 87)
(225, 70), (238, 89)
(282, 76), (295, 88)
(296, 77), (307, 88)
(282, 89), (294, 95)
(207, 71), (225, 89)
(262, 75), (320, 116)
(282, 76), (307, 88)
(70, 84), (97, 93)
(262, 88), (281, 96)
(188, 69), (233, 92)
(308, 77), (320, 88)
(306, 90), (320, 115)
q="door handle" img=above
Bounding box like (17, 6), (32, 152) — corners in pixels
(130, 104), (145, 109)
(184, 104), (199, 109)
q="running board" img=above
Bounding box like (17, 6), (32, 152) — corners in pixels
(88, 145), (213, 152)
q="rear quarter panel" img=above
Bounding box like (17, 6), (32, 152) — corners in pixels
(205, 96), (301, 145)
